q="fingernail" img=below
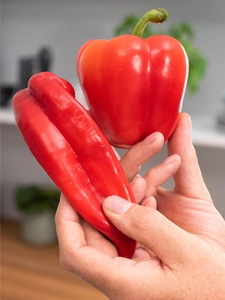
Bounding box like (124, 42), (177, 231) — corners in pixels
(104, 196), (134, 214)
(187, 115), (192, 135)
(162, 154), (179, 165)
(142, 132), (157, 145)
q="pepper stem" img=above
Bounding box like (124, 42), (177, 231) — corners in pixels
(132, 8), (168, 37)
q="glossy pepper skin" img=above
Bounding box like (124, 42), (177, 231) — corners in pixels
(77, 9), (189, 148)
(12, 72), (136, 258)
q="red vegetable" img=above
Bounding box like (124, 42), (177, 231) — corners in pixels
(12, 72), (136, 258)
(77, 8), (189, 148)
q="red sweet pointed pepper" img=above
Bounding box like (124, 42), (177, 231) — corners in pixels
(12, 72), (136, 258)
(77, 8), (189, 148)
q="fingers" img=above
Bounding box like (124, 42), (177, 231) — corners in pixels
(81, 220), (118, 256)
(103, 196), (196, 268)
(120, 132), (164, 181)
(55, 194), (85, 249)
(168, 113), (211, 200)
(55, 194), (121, 292)
(130, 175), (147, 203)
(142, 196), (157, 210)
(144, 154), (181, 198)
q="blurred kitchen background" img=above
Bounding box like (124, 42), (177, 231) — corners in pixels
(1, 0), (225, 299)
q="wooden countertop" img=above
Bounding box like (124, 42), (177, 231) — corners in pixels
(1, 219), (108, 300)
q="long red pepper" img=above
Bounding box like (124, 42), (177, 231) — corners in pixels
(13, 72), (136, 258)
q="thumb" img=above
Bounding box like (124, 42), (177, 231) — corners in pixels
(103, 196), (195, 266)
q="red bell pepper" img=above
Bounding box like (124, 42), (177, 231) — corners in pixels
(12, 72), (136, 258)
(77, 8), (189, 148)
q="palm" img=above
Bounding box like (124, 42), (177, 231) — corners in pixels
(156, 188), (225, 251)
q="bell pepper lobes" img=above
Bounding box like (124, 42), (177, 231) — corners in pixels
(77, 8), (189, 148)
(12, 72), (136, 258)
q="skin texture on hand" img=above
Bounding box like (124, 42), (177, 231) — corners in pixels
(146, 114), (225, 251)
(55, 113), (225, 300)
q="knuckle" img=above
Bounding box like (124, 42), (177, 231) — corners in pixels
(59, 254), (73, 272)
(128, 206), (155, 231)
(60, 259), (67, 270)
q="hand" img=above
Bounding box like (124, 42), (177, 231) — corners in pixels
(55, 113), (225, 299)
(142, 114), (225, 251)
(118, 113), (225, 256)
(55, 127), (181, 259)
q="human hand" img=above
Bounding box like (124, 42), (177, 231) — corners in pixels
(117, 113), (225, 255)
(55, 113), (225, 299)
(141, 113), (225, 251)
(55, 130), (180, 259)
(56, 195), (225, 300)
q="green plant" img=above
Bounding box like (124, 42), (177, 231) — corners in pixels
(14, 184), (60, 214)
(114, 15), (207, 94)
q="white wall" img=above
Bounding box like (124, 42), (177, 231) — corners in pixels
(1, 0), (225, 116)
(1, 0), (225, 219)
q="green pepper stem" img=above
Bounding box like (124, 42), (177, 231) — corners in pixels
(132, 8), (168, 37)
